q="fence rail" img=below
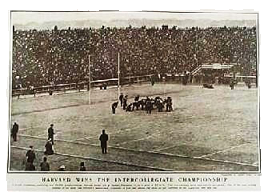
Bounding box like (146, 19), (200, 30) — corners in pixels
(12, 74), (154, 97)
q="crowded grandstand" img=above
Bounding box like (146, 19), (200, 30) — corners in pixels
(12, 25), (257, 90)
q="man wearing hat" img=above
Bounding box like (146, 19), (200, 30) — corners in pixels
(99, 130), (109, 154)
(48, 124), (55, 145)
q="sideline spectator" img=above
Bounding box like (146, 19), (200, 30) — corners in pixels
(40, 157), (50, 171)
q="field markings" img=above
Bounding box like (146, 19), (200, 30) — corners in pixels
(115, 135), (154, 146)
(12, 85), (194, 116)
(11, 145), (171, 171)
(73, 126), (149, 143)
(35, 128), (92, 140)
(197, 142), (251, 159)
(148, 151), (258, 168)
(12, 104), (87, 116)
(35, 132), (48, 137)
(152, 144), (179, 152)
(19, 127), (37, 131)
(19, 133), (102, 147)
(75, 136), (97, 142)
(16, 133), (258, 169)
(252, 161), (259, 166)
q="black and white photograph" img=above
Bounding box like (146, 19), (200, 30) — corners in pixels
(6, 10), (262, 191)
(9, 10), (259, 173)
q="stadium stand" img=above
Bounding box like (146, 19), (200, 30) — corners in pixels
(12, 26), (257, 89)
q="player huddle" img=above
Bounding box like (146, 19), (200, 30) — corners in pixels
(112, 93), (173, 114)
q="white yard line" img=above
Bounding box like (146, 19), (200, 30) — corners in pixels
(36, 131), (64, 138)
(152, 144), (178, 152)
(252, 161), (259, 166)
(73, 126), (147, 143)
(197, 142), (251, 158)
(35, 133), (48, 137)
(35, 127), (85, 140)
(19, 127), (37, 131)
(75, 136), (97, 141)
(17, 133), (258, 168)
(11, 145), (170, 171)
(116, 135), (154, 146)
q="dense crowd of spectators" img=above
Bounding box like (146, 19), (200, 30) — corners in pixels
(12, 25), (257, 88)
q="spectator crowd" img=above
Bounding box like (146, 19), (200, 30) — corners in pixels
(12, 25), (257, 89)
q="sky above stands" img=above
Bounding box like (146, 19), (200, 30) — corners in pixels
(11, 11), (258, 29)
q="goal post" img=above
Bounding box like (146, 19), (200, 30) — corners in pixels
(88, 55), (91, 105)
(117, 52), (121, 98)
(88, 53), (121, 105)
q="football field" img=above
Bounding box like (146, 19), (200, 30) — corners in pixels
(9, 83), (259, 172)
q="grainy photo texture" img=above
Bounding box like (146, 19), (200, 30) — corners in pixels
(9, 11), (259, 173)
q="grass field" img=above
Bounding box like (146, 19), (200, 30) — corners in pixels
(9, 83), (259, 172)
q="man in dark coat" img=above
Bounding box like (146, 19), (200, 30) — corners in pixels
(11, 122), (19, 141)
(119, 93), (124, 107)
(166, 97), (173, 112)
(25, 162), (35, 171)
(99, 130), (108, 154)
(111, 101), (118, 114)
(230, 79), (235, 90)
(26, 146), (36, 164)
(48, 124), (55, 145)
(151, 79), (155, 86)
(79, 162), (86, 171)
(44, 139), (54, 155)
(40, 157), (50, 171)
(145, 97), (152, 114)
(157, 100), (164, 112)
(122, 95), (128, 110)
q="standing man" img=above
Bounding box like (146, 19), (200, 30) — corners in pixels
(151, 77), (155, 86)
(146, 97), (152, 114)
(111, 101), (118, 114)
(40, 157), (50, 171)
(119, 93), (124, 107)
(11, 122), (19, 141)
(166, 97), (173, 112)
(157, 100), (164, 112)
(123, 95), (128, 110)
(99, 130), (108, 154)
(48, 124), (55, 145)
(230, 80), (235, 90)
(26, 146), (36, 164)
(79, 162), (86, 171)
